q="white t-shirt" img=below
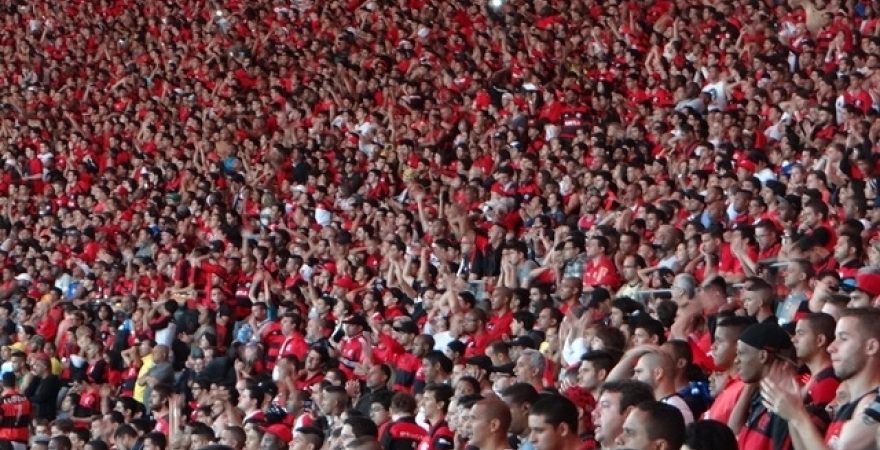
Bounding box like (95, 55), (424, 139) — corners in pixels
(662, 394), (695, 424)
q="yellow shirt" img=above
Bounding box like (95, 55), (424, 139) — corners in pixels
(133, 354), (154, 404)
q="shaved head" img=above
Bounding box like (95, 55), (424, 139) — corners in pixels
(477, 399), (512, 431)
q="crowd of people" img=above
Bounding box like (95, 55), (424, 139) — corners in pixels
(0, 0), (879, 450)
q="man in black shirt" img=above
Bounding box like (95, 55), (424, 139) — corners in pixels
(24, 353), (60, 421)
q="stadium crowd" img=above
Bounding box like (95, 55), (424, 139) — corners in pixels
(0, 0), (879, 450)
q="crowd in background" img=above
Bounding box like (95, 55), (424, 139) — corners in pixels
(0, 0), (879, 450)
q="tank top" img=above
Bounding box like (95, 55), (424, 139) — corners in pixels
(824, 389), (878, 449)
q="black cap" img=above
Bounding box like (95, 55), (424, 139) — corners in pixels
(739, 322), (794, 354)
(587, 287), (611, 308)
(491, 362), (515, 375)
(682, 189), (705, 202)
(447, 340), (466, 354)
(392, 320), (419, 334)
(510, 335), (537, 349)
(342, 315), (369, 328)
(465, 355), (493, 372)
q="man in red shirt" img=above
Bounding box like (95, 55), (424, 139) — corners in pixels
(337, 315), (372, 381)
(582, 235), (621, 294)
(792, 312), (839, 433)
(486, 287), (513, 340)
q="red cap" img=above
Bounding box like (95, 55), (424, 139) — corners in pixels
(738, 160), (757, 173)
(856, 272), (880, 297)
(263, 423), (293, 443)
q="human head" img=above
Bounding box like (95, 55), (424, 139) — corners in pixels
(592, 380), (655, 448)
(735, 322), (796, 384)
(527, 394), (580, 450)
(578, 350), (615, 391)
(420, 383), (454, 420)
(632, 351), (675, 391)
(514, 349), (545, 385)
(616, 401), (686, 450)
(681, 419), (738, 450)
(468, 399), (512, 448)
(142, 432), (167, 450)
(710, 316), (755, 371)
(792, 312), (836, 362)
(49, 436), (73, 450)
(500, 382), (540, 436)
(290, 426), (323, 450)
(828, 308), (880, 380)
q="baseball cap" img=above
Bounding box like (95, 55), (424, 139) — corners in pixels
(738, 322), (794, 354)
(465, 356), (493, 372)
(262, 423), (292, 443)
(510, 335), (537, 349)
(392, 320), (419, 334)
(855, 272), (880, 297)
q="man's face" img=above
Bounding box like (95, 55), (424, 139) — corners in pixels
(828, 316), (869, 380)
(710, 326), (738, 370)
(586, 239), (602, 259)
(615, 409), (653, 450)
(528, 414), (565, 450)
(631, 327), (654, 346)
(366, 365), (386, 389)
(632, 357), (656, 387)
(578, 360), (602, 390)
(469, 404), (493, 446)
(792, 320), (820, 361)
(463, 314), (479, 334)
(537, 308), (554, 330)
(514, 354), (534, 383)
(420, 391), (439, 418)
(592, 391), (623, 446)
(735, 341), (764, 383)
(741, 289), (762, 317)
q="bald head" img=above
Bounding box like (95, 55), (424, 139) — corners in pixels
(633, 351), (674, 389)
(478, 399), (512, 431)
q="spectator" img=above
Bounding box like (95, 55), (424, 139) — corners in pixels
(792, 313), (839, 431)
(418, 383), (454, 450)
(592, 380), (655, 449)
(378, 393), (426, 450)
(527, 394), (582, 450)
(468, 399), (512, 450)
(682, 420), (738, 450)
(23, 353), (61, 421)
(616, 400), (686, 450)
(0, 371), (30, 450)
(732, 322), (796, 450)
(703, 316), (754, 423)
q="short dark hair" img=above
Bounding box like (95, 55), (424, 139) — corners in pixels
(295, 426), (324, 449)
(343, 415), (379, 438)
(144, 432), (167, 450)
(423, 351), (453, 374)
(581, 350), (616, 374)
(190, 422), (215, 440)
(598, 380), (655, 412)
(632, 316), (666, 344)
(390, 392), (418, 415)
(114, 424), (138, 440)
(423, 384), (454, 413)
(529, 394), (578, 433)
(801, 312), (837, 346)
(683, 419), (738, 450)
(500, 383), (540, 407)
(634, 401), (686, 450)
(50, 436), (72, 450)
(513, 310), (536, 330)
